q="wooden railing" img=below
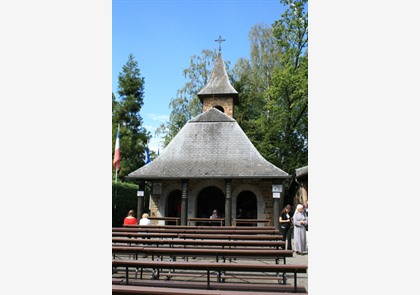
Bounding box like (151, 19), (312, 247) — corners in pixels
(187, 217), (224, 226)
(232, 219), (271, 226)
(148, 216), (180, 225)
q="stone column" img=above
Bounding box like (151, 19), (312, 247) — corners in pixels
(137, 180), (145, 221)
(224, 179), (232, 226)
(180, 179), (189, 226)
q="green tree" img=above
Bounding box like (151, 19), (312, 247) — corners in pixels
(112, 54), (150, 180)
(257, 0), (308, 174)
(233, 23), (282, 144)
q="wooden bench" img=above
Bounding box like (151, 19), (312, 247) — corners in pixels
(112, 232), (180, 239)
(114, 270), (300, 289)
(112, 237), (286, 249)
(122, 225), (276, 230)
(113, 279), (307, 293)
(114, 227), (280, 235)
(176, 233), (282, 240)
(112, 232), (282, 240)
(112, 259), (307, 292)
(112, 284), (307, 295)
(112, 246), (293, 264)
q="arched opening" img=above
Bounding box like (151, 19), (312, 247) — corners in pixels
(213, 105), (224, 113)
(166, 190), (181, 225)
(236, 191), (257, 226)
(196, 186), (225, 225)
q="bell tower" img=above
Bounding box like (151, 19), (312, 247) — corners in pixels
(197, 36), (239, 118)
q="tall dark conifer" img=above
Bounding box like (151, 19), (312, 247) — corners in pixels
(112, 54), (150, 180)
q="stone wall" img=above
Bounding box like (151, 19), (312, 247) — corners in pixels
(202, 96), (234, 117)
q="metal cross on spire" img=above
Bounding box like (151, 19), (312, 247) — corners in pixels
(215, 35), (226, 52)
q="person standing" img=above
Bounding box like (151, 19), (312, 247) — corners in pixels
(293, 204), (308, 255)
(279, 204), (293, 250)
(123, 209), (137, 225)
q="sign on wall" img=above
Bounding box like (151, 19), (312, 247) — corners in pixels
(273, 192), (281, 198)
(272, 184), (283, 193)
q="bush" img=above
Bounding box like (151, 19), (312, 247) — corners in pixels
(112, 181), (138, 227)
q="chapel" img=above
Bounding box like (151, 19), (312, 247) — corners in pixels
(127, 47), (290, 228)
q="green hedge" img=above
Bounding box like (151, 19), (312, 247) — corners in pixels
(112, 181), (138, 227)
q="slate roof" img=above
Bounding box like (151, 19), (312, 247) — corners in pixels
(127, 108), (289, 180)
(295, 166), (308, 178)
(197, 52), (239, 104)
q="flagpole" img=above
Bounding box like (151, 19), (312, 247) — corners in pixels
(114, 169), (118, 210)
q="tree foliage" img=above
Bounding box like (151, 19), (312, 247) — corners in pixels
(112, 54), (150, 180)
(233, 23), (282, 145)
(258, 0), (308, 173)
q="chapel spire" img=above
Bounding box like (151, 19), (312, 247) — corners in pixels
(197, 36), (238, 118)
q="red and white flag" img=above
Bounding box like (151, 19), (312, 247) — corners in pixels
(113, 126), (121, 172)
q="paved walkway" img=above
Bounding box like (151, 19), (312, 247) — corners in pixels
(286, 243), (308, 291)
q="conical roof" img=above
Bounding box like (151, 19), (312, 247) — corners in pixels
(197, 52), (238, 104)
(127, 108), (289, 180)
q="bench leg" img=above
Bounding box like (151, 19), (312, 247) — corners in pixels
(125, 267), (129, 285)
(277, 272), (287, 285)
(150, 267), (161, 280)
(165, 258), (175, 281)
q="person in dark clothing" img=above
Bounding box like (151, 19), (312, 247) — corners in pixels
(279, 204), (293, 250)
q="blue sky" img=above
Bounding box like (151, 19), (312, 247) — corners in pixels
(113, 0), (286, 152)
